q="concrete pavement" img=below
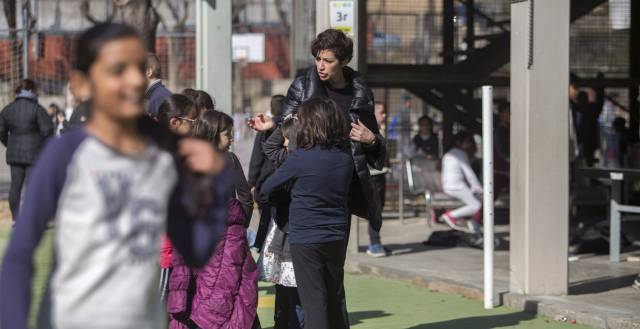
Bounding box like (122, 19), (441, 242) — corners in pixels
(346, 217), (640, 329)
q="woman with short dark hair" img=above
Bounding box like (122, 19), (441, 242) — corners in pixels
(0, 79), (53, 222)
(251, 29), (386, 238)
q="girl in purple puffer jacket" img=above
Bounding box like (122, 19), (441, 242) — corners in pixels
(168, 110), (259, 329)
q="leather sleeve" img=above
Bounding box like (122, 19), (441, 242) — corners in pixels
(280, 76), (305, 122)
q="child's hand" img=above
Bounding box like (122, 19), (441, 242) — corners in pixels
(178, 139), (226, 175)
(248, 113), (274, 132)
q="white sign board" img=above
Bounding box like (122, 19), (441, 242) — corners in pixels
(232, 33), (265, 63)
(329, 1), (355, 36)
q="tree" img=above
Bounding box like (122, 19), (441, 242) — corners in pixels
(2, 0), (18, 82)
(156, 0), (189, 91)
(81, 0), (159, 52)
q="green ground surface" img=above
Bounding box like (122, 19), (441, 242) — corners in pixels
(0, 223), (590, 329)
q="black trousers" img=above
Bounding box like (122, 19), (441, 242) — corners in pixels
(9, 164), (32, 222)
(368, 174), (386, 245)
(274, 284), (304, 329)
(290, 240), (349, 329)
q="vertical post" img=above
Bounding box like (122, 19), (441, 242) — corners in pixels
(482, 86), (494, 309)
(442, 0), (454, 65)
(399, 159), (405, 224)
(629, 0), (639, 142)
(355, 0), (367, 72)
(610, 177), (623, 262)
(196, 0), (232, 114)
(22, 3), (29, 79)
(509, 0), (570, 296)
(465, 0), (475, 55)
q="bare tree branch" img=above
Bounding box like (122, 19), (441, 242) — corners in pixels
(81, 0), (104, 24)
(274, 0), (290, 31)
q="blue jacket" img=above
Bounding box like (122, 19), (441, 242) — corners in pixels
(146, 81), (172, 117)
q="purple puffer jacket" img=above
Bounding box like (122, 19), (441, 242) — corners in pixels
(168, 198), (259, 329)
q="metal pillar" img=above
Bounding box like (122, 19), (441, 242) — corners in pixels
(509, 0), (570, 296)
(629, 0), (639, 142)
(22, 4), (29, 79)
(442, 0), (454, 65)
(196, 0), (232, 114)
(482, 86), (494, 309)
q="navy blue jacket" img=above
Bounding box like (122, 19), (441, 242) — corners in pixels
(260, 146), (354, 245)
(146, 81), (172, 117)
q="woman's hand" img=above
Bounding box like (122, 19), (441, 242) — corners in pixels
(178, 139), (226, 175)
(350, 120), (375, 144)
(248, 113), (274, 132)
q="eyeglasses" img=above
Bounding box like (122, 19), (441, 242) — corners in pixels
(178, 117), (196, 125)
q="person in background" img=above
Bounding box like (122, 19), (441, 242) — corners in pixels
(46, 103), (65, 136)
(257, 115), (305, 329)
(367, 101), (390, 257)
(250, 28), (386, 248)
(413, 115), (439, 159)
(249, 94), (285, 251)
(155, 94), (199, 304)
(0, 23), (231, 329)
(54, 106), (66, 136)
(183, 88), (216, 114)
(46, 103), (60, 121)
(613, 117), (629, 167)
(167, 110), (259, 329)
(145, 53), (172, 117)
(440, 131), (483, 233)
(494, 102), (510, 198)
(571, 73), (605, 167)
(260, 97), (354, 329)
(0, 79), (54, 222)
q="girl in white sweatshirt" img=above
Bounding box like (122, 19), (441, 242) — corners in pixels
(440, 131), (483, 232)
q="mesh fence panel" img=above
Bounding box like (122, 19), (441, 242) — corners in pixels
(571, 1), (630, 78)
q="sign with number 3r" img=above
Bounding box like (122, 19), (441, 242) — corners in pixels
(329, 1), (355, 36)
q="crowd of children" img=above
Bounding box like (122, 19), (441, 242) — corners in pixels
(0, 22), (389, 329)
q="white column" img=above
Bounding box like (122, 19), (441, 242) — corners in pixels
(509, 0), (570, 295)
(482, 85), (494, 308)
(196, 0), (232, 115)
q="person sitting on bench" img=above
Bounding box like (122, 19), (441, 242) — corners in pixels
(440, 131), (483, 233)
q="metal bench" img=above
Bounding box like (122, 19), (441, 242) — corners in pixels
(576, 167), (640, 262)
(405, 156), (465, 223)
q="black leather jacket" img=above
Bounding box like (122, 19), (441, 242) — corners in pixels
(0, 96), (53, 165)
(264, 66), (386, 231)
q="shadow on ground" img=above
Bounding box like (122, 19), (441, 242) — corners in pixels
(569, 274), (638, 295)
(261, 310), (392, 329)
(406, 301), (538, 329)
(349, 310), (393, 325)
(405, 311), (537, 329)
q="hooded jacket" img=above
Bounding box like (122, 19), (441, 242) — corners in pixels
(264, 66), (385, 231)
(0, 92), (53, 165)
(168, 198), (258, 329)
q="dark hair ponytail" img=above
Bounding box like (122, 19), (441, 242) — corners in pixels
(193, 110), (233, 149)
(74, 23), (141, 74)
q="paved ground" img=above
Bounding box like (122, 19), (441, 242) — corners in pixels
(0, 218), (590, 329)
(345, 217), (640, 329)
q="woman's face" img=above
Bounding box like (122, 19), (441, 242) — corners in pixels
(218, 129), (233, 152)
(315, 49), (346, 83)
(78, 37), (147, 121)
